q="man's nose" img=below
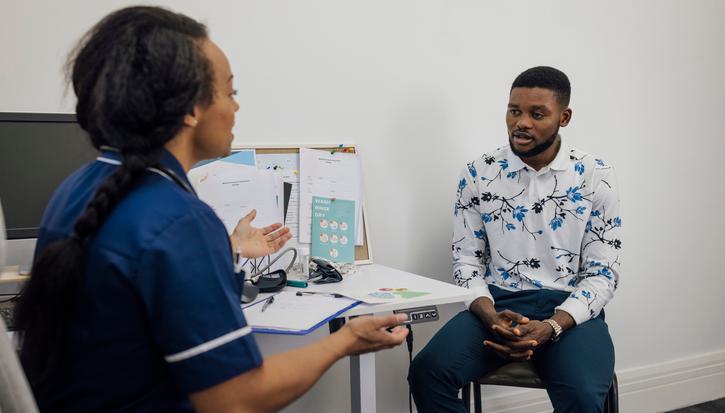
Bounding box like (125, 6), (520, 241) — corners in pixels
(516, 114), (532, 130)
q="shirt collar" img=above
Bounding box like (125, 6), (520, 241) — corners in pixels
(505, 150), (528, 172)
(548, 137), (570, 171)
(505, 135), (569, 172)
(158, 149), (191, 187)
(98, 148), (192, 189)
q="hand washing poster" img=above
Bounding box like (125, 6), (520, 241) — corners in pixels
(310, 196), (355, 263)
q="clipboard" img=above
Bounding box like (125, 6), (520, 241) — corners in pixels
(242, 291), (361, 335)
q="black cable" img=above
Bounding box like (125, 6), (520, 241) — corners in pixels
(0, 294), (19, 304)
(406, 324), (414, 413)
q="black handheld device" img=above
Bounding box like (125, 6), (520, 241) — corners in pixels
(309, 258), (342, 284)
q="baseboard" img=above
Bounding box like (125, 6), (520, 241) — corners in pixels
(469, 348), (725, 413)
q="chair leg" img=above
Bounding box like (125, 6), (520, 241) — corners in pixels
(604, 373), (619, 413)
(473, 383), (482, 413)
(461, 382), (471, 413)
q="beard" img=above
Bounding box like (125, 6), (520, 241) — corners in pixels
(509, 127), (560, 158)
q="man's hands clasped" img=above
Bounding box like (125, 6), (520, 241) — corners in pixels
(472, 298), (556, 361)
(482, 311), (555, 361)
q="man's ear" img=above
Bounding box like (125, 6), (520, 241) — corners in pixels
(560, 107), (572, 127)
(183, 106), (202, 128)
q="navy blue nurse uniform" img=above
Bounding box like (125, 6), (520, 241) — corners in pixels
(32, 149), (262, 412)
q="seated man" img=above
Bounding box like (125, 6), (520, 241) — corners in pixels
(409, 66), (622, 413)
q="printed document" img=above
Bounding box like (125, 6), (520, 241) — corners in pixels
(188, 160), (283, 234)
(256, 152), (302, 272)
(299, 148), (363, 245)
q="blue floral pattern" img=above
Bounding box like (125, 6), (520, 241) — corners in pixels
(452, 141), (622, 324)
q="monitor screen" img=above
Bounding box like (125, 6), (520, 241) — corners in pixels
(0, 113), (98, 239)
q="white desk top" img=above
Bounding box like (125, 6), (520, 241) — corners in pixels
(0, 267), (29, 285)
(298, 263), (473, 316)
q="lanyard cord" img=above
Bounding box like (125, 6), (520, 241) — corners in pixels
(95, 154), (196, 196)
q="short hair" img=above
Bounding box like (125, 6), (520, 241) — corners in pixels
(511, 66), (571, 107)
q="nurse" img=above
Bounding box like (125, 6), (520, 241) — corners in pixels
(14, 6), (408, 413)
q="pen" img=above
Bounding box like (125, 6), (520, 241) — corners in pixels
(295, 291), (345, 298)
(234, 249), (241, 273)
(261, 296), (275, 312)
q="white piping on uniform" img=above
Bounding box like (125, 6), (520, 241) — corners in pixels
(164, 326), (253, 363)
(96, 156), (122, 165)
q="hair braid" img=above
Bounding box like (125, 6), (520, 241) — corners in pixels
(16, 150), (162, 389)
(15, 6), (213, 394)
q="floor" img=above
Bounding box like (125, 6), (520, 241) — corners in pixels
(666, 398), (725, 413)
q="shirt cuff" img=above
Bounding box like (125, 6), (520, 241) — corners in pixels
(465, 285), (494, 310)
(555, 296), (590, 326)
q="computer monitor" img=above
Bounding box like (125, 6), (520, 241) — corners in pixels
(0, 112), (98, 272)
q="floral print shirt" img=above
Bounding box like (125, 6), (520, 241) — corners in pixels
(453, 138), (622, 324)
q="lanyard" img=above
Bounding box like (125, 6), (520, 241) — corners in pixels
(147, 166), (196, 195)
(95, 154), (196, 196)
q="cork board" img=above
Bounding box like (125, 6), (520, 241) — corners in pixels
(233, 144), (372, 264)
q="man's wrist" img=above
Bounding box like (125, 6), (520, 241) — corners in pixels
(542, 319), (562, 342)
(551, 310), (575, 333)
(469, 297), (496, 326)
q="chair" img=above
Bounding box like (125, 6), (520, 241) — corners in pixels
(461, 360), (618, 413)
(0, 316), (39, 413)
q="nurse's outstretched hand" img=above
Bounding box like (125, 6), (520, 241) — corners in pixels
(331, 313), (410, 356)
(231, 209), (292, 258)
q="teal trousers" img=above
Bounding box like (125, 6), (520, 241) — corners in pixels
(409, 285), (615, 413)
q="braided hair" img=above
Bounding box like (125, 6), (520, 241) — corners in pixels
(14, 6), (215, 390)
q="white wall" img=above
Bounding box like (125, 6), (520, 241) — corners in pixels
(2, 1), (725, 411)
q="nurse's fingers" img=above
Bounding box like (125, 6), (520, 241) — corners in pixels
(267, 227), (291, 241)
(268, 230), (292, 251)
(240, 209), (257, 223)
(260, 222), (283, 236)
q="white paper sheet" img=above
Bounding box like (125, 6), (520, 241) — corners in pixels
(299, 148), (363, 245)
(256, 153), (300, 238)
(188, 160), (283, 235)
(256, 153), (303, 273)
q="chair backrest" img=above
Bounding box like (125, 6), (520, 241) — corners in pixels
(0, 317), (39, 413)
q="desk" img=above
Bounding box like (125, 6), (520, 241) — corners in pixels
(254, 264), (473, 413)
(0, 267), (29, 285)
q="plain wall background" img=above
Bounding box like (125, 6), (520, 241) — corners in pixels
(2, 1), (725, 411)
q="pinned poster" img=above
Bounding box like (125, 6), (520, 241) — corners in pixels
(310, 196), (355, 264)
(299, 148), (363, 245)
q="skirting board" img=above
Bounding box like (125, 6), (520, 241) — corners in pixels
(465, 348), (725, 413)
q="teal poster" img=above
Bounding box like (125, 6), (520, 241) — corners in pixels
(311, 196), (355, 263)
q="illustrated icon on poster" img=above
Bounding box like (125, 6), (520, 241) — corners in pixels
(311, 196), (355, 263)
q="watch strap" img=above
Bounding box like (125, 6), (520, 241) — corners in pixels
(542, 318), (562, 341)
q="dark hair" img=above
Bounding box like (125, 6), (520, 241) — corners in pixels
(511, 66), (571, 107)
(14, 6), (214, 390)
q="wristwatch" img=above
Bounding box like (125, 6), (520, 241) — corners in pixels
(542, 319), (563, 342)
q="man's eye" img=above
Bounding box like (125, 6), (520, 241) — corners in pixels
(532, 113), (544, 119)
(509, 109), (520, 115)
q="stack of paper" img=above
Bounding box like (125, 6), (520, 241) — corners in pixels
(188, 155), (284, 234)
(256, 152), (302, 273)
(243, 291), (360, 335)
